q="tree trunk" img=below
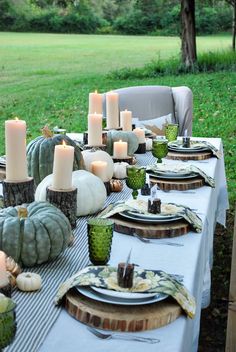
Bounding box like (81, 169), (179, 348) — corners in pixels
(233, 2), (236, 51)
(181, 0), (197, 67)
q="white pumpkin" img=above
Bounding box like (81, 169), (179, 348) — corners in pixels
(35, 170), (107, 217)
(16, 272), (42, 292)
(113, 162), (129, 179)
(82, 150), (114, 182)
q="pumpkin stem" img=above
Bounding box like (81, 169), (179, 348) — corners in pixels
(18, 208), (28, 218)
(42, 126), (53, 138)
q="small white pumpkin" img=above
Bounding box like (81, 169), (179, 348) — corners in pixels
(16, 272), (42, 292)
(113, 162), (129, 179)
(82, 150), (114, 182)
(35, 170), (107, 217)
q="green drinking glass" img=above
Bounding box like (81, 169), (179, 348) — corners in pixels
(0, 297), (17, 350)
(87, 218), (114, 265)
(152, 139), (168, 163)
(165, 123), (179, 142)
(126, 166), (146, 199)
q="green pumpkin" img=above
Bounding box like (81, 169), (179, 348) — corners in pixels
(0, 201), (72, 267)
(106, 131), (139, 156)
(27, 126), (84, 186)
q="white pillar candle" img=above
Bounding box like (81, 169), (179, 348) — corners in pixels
(145, 138), (153, 151)
(113, 140), (128, 159)
(133, 128), (145, 143)
(120, 109), (132, 131)
(0, 251), (8, 287)
(52, 142), (74, 190)
(89, 90), (103, 114)
(5, 118), (28, 182)
(106, 91), (119, 129)
(88, 113), (103, 146)
(91, 161), (108, 182)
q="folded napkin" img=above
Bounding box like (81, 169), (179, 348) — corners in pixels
(146, 163), (215, 188)
(54, 265), (196, 319)
(169, 140), (222, 159)
(99, 199), (202, 233)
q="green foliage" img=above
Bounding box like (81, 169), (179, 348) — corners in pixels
(109, 50), (236, 79)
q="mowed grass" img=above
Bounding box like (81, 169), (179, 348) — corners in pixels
(0, 32), (235, 204)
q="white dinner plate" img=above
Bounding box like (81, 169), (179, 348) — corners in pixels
(147, 171), (198, 180)
(120, 210), (182, 224)
(76, 286), (168, 306)
(168, 141), (209, 153)
(91, 286), (157, 299)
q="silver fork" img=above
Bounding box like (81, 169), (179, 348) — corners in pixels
(87, 326), (160, 344)
(133, 233), (184, 247)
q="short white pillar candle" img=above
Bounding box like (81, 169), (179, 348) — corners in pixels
(88, 112), (103, 146)
(146, 138), (153, 151)
(89, 90), (103, 114)
(0, 251), (8, 287)
(5, 118), (28, 182)
(106, 91), (119, 129)
(133, 128), (145, 144)
(113, 140), (128, 159)
(120, 109), (132, 131)
(52, 142), (74, 190)
(91, 161), (108, 182)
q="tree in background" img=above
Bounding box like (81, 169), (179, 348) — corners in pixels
(181, 0), (197, 66)
(225, 0), (236, 50)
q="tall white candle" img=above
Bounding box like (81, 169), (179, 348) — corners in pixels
(89, 90), (103, 114)
(52, 142), (74, 190)
(106, 91), (119, 129)
(91, 161), (108, 182)
(0, 251), (8, 287)
(5, 118), (28, 182)
(113, 140), (128, 159)
(120, 109), (132, 131)
(133, 128), (145, 143)
(88, 113), (103, 146)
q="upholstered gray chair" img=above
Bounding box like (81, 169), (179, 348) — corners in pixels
(103, 85), (193, 136)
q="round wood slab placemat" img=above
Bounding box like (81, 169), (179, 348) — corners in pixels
(167, 150), (212, 161)
(65, 289), (182, 332)
(112, 216), (189, 238)
(149, 176), (204, 191)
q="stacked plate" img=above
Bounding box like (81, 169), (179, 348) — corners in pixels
(119, 210), (182, 224)
(76, 286), (168, 305)
(168, 141), (209, 153)
(0, 156), (6, 168)
(146, 169), (198, 180)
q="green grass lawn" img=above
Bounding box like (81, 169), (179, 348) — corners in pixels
(0, 32), (235, 204)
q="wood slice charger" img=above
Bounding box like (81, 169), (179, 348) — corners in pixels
(167, 150), (212, 161)
(149, 176), (204, 191)
(65, 288), (182, 332)
(112, 215), (189, 239)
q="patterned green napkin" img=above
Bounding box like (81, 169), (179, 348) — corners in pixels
(54, 266), (196, 319)
(146, 163), (215, 188)
(99, 200), (202, 233)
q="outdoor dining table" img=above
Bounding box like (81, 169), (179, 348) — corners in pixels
(5, 137), (228, 352)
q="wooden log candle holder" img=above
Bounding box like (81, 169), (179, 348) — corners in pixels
(112, 156), (136, 165)
(135, 143), (146, 154)
(104, 181), (111, 196)
(46, 186), (77, 229)
(83, 131), (108, 146)
(2, 177), (34, 207)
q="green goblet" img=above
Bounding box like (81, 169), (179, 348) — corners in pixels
(165, 123), (179, 142)
(126, 166), (146, 199)
(152, 139), (168, 163)
(0, 296), (17, 350)
(87, 218), (114, 265)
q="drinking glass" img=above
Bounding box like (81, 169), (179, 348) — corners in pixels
(0, 298), (17, 350)
(126, 166), (146, 199)
(87, 218), (114, 265)
(152, 139), (168, 163)
(165, 123), (179, 142)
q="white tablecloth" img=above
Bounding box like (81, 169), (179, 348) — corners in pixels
(39, 138), (228, 352)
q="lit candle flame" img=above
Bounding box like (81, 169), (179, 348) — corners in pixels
(62, 140), (67, 147)
(95, 90), (98, 94)
(119, 140), (123, 142)
(15, 117), (19, 121)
